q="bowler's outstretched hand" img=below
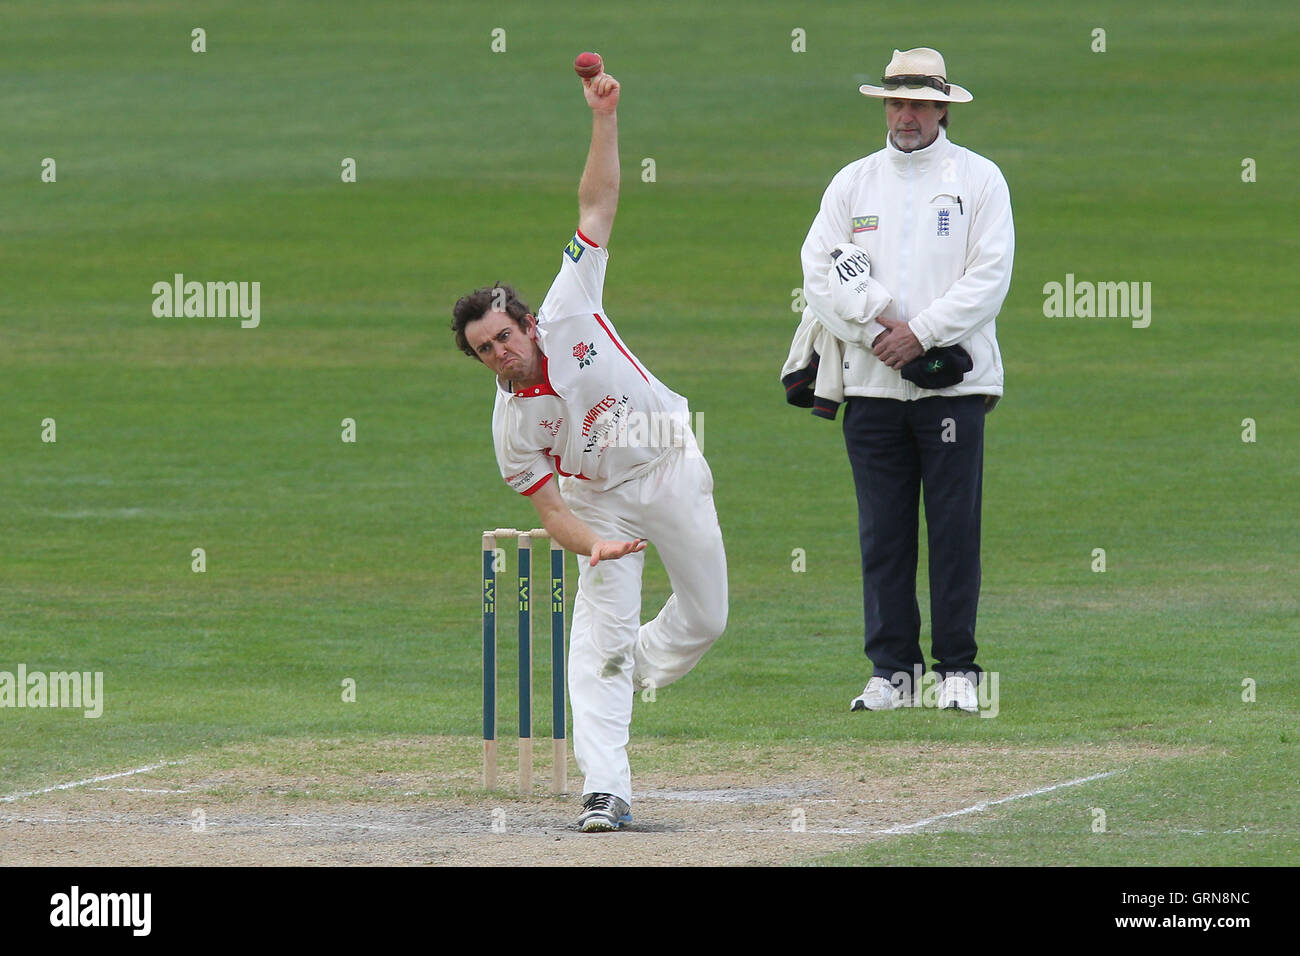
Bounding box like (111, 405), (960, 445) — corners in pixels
(590, 538), (646, 566)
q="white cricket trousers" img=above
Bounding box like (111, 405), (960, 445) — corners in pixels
(559, 443), (729, 807)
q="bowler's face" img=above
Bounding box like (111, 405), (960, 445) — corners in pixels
(465, 311), (543, 385)
(885, 98), (946, 152)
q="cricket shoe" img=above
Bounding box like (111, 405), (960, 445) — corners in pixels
(938, 675), (979, 713)
(850, 676), (910, 712)
(578, 793), (632, 832)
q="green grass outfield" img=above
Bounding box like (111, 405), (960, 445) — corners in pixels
(1, 0), (1296, 865)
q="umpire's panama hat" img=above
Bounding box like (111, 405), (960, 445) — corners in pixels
(858, 47), (973, 103)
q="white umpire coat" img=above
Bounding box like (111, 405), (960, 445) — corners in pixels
(800, 127), (1015, 403)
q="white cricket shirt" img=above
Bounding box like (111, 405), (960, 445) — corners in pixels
(492, 230), (691, 496)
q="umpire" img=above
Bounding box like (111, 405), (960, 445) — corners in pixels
(798, 47), (1014, 713)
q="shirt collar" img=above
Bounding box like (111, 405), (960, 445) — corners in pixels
(885, 126), (949, 172)
(501, 354), (558, 398)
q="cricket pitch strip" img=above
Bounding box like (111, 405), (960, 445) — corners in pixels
(0, 737), (1172, 866)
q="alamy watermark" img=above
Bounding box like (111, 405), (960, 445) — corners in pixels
(890, 666), (1000, 718)
(0, 665), (103, 718)
(571, 396), (706, 459)
(151, 273), (260, 328)
(610, 409), (704, 457)
(50, 886), (150, 936)
(1042, 274), (1151, 328)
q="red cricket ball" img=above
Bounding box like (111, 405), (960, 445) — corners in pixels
(574, 52), (603, 79)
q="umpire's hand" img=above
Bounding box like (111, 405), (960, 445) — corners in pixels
(872, 316), (924, 369)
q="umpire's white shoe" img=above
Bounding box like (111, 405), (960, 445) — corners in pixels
(938, 675), (979, 713)
(850, 676), (907, 711)
(578, 793), (632, 832)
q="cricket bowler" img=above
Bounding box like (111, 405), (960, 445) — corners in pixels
(451, 64), (729, 832)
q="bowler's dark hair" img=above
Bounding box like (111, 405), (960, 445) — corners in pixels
(451, 283), (532, 359)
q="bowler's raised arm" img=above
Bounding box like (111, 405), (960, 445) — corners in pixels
(577, 71), (621, 248)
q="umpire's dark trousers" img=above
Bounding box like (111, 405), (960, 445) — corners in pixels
(843, 394), (986, 681)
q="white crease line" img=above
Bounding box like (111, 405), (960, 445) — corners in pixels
(212, 819), (415, 833)
(0, 815), (420, 833)
(873, 769), (1122, 835)
(740, 827), (869, 834)
(90, 788), (192, 794)
(1, 761), (185, 804)
(639, 787), (828, 804)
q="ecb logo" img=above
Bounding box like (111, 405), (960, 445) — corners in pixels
(937, 210), (951, 237)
